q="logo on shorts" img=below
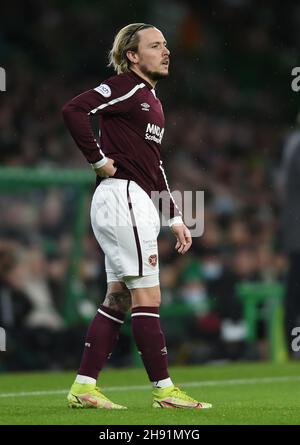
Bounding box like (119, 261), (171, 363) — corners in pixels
(148, 254), (158, 267)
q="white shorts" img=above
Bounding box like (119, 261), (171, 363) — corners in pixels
(90, 178), (160, 288)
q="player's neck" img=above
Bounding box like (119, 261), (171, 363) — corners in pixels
(129, 67), (157, 89)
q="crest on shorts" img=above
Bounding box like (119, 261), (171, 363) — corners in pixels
(148, 254), (157, 267)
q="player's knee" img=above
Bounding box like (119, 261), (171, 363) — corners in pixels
(103, 289), (132, 314)
(132, 293), (161, 308)
(129, 282), (161, 308)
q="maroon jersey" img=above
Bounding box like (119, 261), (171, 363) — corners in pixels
(62, 70), (181, 220)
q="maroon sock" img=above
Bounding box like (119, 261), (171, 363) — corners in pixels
(78, 305), (125, 380)
(131, 306), (169, 382)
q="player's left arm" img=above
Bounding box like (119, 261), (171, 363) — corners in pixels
(156, 160), (192, 255)
(171, 223), (192, 255)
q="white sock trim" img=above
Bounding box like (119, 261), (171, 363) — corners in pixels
(131, 312), (160, 318)
(98, 308), (124, 324)
(75, 375), (97, 385)
(152, 377), (173, 388)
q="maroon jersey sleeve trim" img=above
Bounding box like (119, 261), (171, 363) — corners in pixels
(89, 83), (146, 115)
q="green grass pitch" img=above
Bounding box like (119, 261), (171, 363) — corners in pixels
(0, 362), (299, 425)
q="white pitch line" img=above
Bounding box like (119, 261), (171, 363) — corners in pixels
(0, 375), (300, 399)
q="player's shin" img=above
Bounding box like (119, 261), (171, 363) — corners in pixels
(77, 305), (125, 380)
(131, 306), (173, 388)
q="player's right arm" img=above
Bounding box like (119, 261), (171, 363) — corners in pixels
(62, 80), (129, 175)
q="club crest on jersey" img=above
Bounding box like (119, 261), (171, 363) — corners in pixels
(95, 83), (111, 98)
(148, 254), (158, 267)
(141, 102), (150, 111)
(145, 123), (164, 144)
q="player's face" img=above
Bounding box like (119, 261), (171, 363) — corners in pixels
(134, 28), (170, 81)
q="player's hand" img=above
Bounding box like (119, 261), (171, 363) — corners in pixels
(171, 223), (192, 255)
(95, 158), (117, 178)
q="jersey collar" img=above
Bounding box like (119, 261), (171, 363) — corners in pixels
(128, 69), (154, 91)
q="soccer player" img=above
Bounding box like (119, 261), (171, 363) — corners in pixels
(62, 23), (212, 409)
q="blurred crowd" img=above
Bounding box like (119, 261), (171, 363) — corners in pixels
(1, 0), (299, 370)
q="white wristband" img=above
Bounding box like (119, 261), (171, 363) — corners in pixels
(90, 157), (108, 170)
(168, 216), (184, 227)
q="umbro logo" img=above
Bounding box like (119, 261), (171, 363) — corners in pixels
(141, 102), (150, 111)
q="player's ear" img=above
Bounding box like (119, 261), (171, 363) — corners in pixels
(126, 50), (139, 64)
